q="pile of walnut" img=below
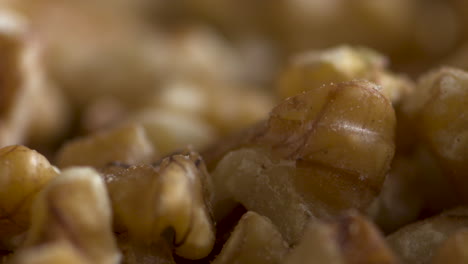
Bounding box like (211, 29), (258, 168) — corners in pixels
(0, 1), (468, 264)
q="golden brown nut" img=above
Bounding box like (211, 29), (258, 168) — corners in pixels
(387, 207), (468, 264)
(102, 150), (215, 260)
(207, 80), (396, 242)
(14, 167), (121, 264)
(431, 229), (468, 264)
(285, 211), (398, 264)
(0, 145), (58, 250)
(56, 124), (156, 169)
(212, 211), (289, 264)
(278, 46), (413, 103)
(402, 67), (468, 202)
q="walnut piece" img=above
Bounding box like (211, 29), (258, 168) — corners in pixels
(12, 167), (121, 264)
(0, 145), (58, 250)
(102, 149), (215, 260)
(206, 80), (396, 243)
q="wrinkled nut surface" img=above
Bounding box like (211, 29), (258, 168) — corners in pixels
(431, 229), (468, 264)
(207, 80), (396, 242)
(402, 67), (468, 201)
(212, 211), (289, 264)
(387, 207), (468, 264)
(285, 211), (398, 264)
(102, 150), (215, 260)
(277, 46), (413, 103)
(16, 167), (120, 264)
(56, 124), (156, 169)
(0, 145), (58, 249)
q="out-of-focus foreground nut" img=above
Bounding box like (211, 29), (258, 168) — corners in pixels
(13, 167), (121, 264)
(11, 243), (88, 264)
(206, 80), (396, 243)
(285, 211), (398, 264)
(56, 124), (156, 169)
(117, 233), (175, 264)
(402, 67), (468, 202)
(102, 150), (215, 260)
(212, 211), (289, 264)
(387, 207), (468, 264)
(278, 46), (413, 103)
(0, 145), (58, 249)
(431, 229), (468, 264)
(0, 10), (68, 148)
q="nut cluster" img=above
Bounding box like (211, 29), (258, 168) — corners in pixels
(1, 1), (468, 264)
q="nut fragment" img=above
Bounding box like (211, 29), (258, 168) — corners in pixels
(387, 207), (468, 264)
(212, 211), (289, 264)
(278, 46), (413, 103)
(284, 211), (398, 264)
(402, 67), (468, 202)
(56, 124), (156, 169)
(0, 145), (58, 249)
(13, 167), (121, 264)
(102, 150), (215, 260)
(206, 80), (396, 242)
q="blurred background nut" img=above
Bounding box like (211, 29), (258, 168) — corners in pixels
(284, 211), (398, 264)
(206, 80), (396, 243)
(368, 156), (424, 234)
(102, 150), (215, 260)
(387, 207), (468, 264)
(212, 211), (288, 264)
(402, 67), (468, 202)
(18, 167), (120, 264)
(55, 124), (156, 169)
(0, 10), (69, 150)
(369, 146), (459, 234)
(277, 46), (413, 103)
(0, 145), (58, 250)
(431, 229), (468, 264)
(147, 78), (273, 136)
(127, 109), (216, 156)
